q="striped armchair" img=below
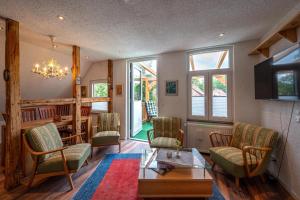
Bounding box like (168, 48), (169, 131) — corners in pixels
(23, 123), (91, 190)
(91, 113), (121, 156)
(209, 122), (278, 187)
(147, 117), (184, 149)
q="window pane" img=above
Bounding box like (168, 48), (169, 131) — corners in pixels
(191, 76), (205, 116)
(189, 50), (229, 71)
(92, 102), (108, 111)
(212, 74), (227, 117)
(93, 83), (108, 97)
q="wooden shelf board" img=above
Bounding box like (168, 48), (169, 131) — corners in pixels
(249, 13), (300, 57)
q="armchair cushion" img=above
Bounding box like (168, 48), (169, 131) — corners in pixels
(150, 137), (180, 148)
(37, 143), (91, 173)
(209, 146), (257, 178)
(26, 123), (63, 161)
(92, 131), (120, 146)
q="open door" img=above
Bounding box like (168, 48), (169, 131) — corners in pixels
(129, 59), (157, 140)
(130, 65), (143, 137)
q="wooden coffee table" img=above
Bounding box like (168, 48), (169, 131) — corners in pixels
(138, 148), (213, 198)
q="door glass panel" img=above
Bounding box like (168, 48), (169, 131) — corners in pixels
(212, 74), (227, 117)
(191, 76), (205, 116)
(133, 68), (142, 101)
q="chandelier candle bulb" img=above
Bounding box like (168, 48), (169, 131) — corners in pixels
(32, 58), (69, 79)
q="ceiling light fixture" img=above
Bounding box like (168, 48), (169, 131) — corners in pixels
(57, 15), (64, 20)
(32, 35), (69, 80)
(219, 33), (225, 37)
(0, 26), (4, 31)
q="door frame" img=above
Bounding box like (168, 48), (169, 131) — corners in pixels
(126, 57), (159, 140)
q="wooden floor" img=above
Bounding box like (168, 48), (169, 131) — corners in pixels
(0, 140), (294, 200)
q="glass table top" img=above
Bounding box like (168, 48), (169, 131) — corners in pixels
(140, 148), (210, 170)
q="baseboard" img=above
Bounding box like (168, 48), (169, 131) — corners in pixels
(277, 178), (300, 200)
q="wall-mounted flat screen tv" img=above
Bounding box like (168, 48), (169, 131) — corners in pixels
(255, 43), (300, 101)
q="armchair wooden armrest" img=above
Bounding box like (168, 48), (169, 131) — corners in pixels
(242, 145), (272, 177)
(177, 129), (184, 146)
(147, 129), (154, 144)
(209, 132), (232, 147)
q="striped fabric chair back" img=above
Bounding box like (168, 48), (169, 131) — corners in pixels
(97, 113), (120, 132)
(230, 122), (278, 149)
(153, 117), (181, 138)
(26, 123), (63, 161)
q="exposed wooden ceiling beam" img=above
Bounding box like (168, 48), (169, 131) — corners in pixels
(139, 63), (156, 76)
(217, 51), (228, 69)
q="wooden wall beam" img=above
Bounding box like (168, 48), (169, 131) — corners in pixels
(20, 98), (75, 107)
(81, 97), (112, 103)
(108, 60), (113, 113)
(4, 19), (22, 189)
(72, 46), (81, 135)
(278, 28), (297, 43)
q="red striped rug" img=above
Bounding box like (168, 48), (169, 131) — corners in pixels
(91, 159), (141, 200)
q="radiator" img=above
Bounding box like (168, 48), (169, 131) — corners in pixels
(186, 122), (233, 153)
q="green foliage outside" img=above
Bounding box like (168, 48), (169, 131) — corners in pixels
(192, 77), (227, 94)
(93, 83), (108, 97)
(277, 73), (295, 96)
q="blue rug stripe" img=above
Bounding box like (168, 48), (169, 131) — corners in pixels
(73, 153), (224, 200)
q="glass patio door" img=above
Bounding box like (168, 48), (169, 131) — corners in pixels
(131, 65), (143, 137)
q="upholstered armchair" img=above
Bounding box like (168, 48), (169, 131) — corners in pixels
(91, 113), (121, 156)
(23, 123), (91, 190)
(209, 122), (278, 187)
(147, 117), (184, 148)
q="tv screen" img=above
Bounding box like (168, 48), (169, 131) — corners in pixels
(254, 44), (300, 101)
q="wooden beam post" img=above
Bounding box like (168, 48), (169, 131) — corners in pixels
(4, 19), (22, 189)
(258, 48), (269, 58)
(108, 60), (113, 113)
(72, 46), (81, 135)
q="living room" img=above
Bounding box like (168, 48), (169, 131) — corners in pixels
(0, 0), (300, 200)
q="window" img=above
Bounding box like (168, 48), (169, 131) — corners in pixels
(90, 80), (108, 111)
(188, 47), (233, 122)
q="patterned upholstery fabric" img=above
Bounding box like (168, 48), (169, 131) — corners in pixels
(97, 113), (120, 132)
(92, 131), (120, 146)
(26, 123), (63, 161)
(150, 137), (180, 148)
(230, 123), (278, 149)
(92, 113), (121, 147)
(210, 146), (257, 177)
(145, 101), (158, 117)
(152, 117), (181, 138)
(209, 122), (278, 178)
(37, 143), (91, 173)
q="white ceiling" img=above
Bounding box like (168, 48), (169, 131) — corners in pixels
(0, 0), (298, 61)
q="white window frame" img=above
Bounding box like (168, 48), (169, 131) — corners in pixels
(90, 79), (108, 112)
(188, 46), (233, 122)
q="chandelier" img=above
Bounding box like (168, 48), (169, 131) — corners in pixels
(32, 36), (69, 80)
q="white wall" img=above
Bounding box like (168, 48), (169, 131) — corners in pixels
(111, 39), (260, 141)
(233, 40), (260, 124)
(82, 60), (108, 95)
(258, 27), (300, 200)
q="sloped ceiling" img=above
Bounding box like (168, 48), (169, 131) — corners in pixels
(0, 0), (298, 61)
